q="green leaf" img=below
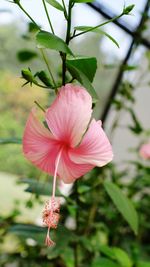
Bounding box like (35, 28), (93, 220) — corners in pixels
(0, 138), (22, 144)
(100, 246), (116, 259)
(66, 57), (97, 82)
(120, 82), (135, 102)
(35, 71), (53, 87)
(28, 22), (39, 33)
(92, 257), (120, 267)
(73, 0), (94, 3)
(13, 0), (20, 4)
(122, 64), (137, 71)
(75, 26), (119, 48)
(66, 61), (98, 102)
(61, 247), (75, 267)
(9, 223), (45, 244)
(10, 223), (44, 234)
(104, 181), (138, 235)
(45, 0), (64, 11)
(25, 181), (51, 196)
(17, 50), (37, 62)
(19, 178), (59, 196)
(123, 4), (135, 15)
(47, 226), (74, 259)
(78, 185), (91, 194)
(137, 261), (150, 267)
(100, 246), (133, 267)
(36, 31), (73, 55)
(127, 108), (143, 134)
(98, 29), (119, 48)
(113, 248), (133, 267)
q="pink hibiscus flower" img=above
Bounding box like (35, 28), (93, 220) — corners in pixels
(23, 83), (113, 246)
(139, 142), (150, 160)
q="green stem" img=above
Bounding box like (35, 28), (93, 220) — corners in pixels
(62, 0), (72, 85)
(74, 180), (79, 267)
(42, 0), (54, 34)
(84, 204), (97, 235)
(16, 2), (57, 92)
(40, 49), (57, 88)
(74, 244), (78, 267)
(34, 83), (50, 89)
(71, 13), (124, 39)
(62, 0), (67, 19)
(66, 0), (72, 45)
(62, 53), (66, 86)
(18, 3), (40, 29)
(34, 101), (45, 113)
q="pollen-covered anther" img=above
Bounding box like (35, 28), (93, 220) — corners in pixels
(43, 197), (60, 228)
(42, 197), (60, 247)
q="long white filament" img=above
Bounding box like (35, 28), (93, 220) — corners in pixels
(52, 148), (63, 198)
(43, 148), (63, 246)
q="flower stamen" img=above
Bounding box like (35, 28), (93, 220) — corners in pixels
(42, 149), (63, 246)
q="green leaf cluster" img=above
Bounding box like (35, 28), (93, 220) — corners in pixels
(104, 181), (138, 235)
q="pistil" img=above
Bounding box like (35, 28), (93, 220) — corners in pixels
(42, 148), (63, 246)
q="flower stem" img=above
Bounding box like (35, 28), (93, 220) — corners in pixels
(62, 0), (67, 19)
(62, 0), (72, 85)
(40, 49), (57, 89)
(71, 13), (124, 39)
(34, 101), (45, 113)
(66, 0), (72, 45)
(17, 2), (40, 30)
(34, 83), (50, 89)
(16, 2), (57, 91)
(42, 0), (54, 34)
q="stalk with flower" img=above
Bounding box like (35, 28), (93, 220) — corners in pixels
(9, 0), (137, 248)
(23, 84), (113, 245)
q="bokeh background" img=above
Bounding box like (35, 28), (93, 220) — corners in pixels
(0, 0), (150, 266)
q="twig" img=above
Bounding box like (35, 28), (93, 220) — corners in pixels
(42, 0), (54, 34)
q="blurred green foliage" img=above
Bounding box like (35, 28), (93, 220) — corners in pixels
(0, 70), (49, 175)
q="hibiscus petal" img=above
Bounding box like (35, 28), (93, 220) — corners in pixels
(57, 149), (94, 184)
(139, 142), (150, 159)
(46, 84), (92, 147)
(69, 119), (113, 167)
(23, 108), (61, 174)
